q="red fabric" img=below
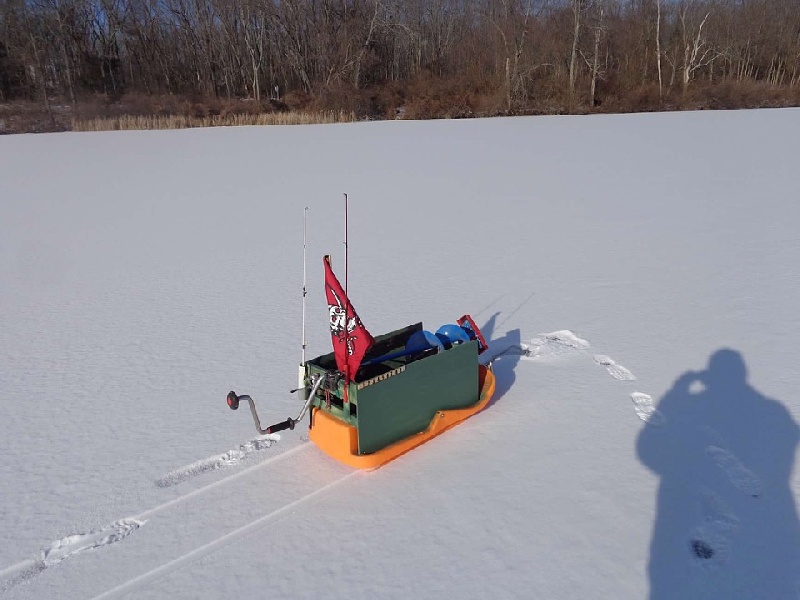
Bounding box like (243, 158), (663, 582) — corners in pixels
(323, 256), (374, 384)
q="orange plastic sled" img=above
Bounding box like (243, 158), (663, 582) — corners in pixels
(309, 365), (496, 469)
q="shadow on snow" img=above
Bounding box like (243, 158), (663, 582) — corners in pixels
(480, 311), (524, 407)
(637, 349), (800, 599)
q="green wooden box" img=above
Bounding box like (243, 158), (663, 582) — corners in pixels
(307, 323), (480, 455)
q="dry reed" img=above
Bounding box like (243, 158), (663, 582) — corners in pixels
(72, 110), (358, 132)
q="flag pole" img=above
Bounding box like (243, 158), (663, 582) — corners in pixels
(298, 206), (309, 401)
(344, 193), (349, 402)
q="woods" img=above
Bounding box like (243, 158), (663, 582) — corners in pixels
(1, 0), (799, 130)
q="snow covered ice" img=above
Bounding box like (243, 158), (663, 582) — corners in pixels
(1, 109), (799, 599)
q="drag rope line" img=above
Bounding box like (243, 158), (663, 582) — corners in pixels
(135, 442), (312, 522)
(90, 470), (360, 600)
(0, 443), (312, 589)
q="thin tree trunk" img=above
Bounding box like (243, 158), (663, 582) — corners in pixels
(656, 0), (663, 99)
(590, 5), (603, 107)
(570, 0), (583, 99)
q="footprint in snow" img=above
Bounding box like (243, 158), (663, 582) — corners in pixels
(631, 392), (666, 427)
(155, 435), (280, 488)
(0, 519), (143, 592)
(42, 518), (144, 566)
(513, 329), (654, 429)
(518, 331), (637, 384)
(706, 445), (764, 498)
(520, 330), (591, 363)
(689, 490), (739, 567)
(594, 355), (637, 381)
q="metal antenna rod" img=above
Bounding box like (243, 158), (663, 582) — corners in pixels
(343, 193), (350, 394)
(301, 206), (309, 367)
(298, 207), (309, 401)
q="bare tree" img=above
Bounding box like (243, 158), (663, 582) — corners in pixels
(655, 0), (662, 98)
(581, 0), (604, 106)
(679, 3), (713, 92)
(353, 0), (381, 88)
(490, 0), (533, 111)
(241, 1), (266, 100)
(569, 0), (584, 98)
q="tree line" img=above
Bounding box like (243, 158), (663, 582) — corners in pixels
(1, 0), (798, 119)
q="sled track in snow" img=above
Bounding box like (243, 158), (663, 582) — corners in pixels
(0, 442), (314, 594)
(90, 470), (360, 600)
(135, 442), (313, 521)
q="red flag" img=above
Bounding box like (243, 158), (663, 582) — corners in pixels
(323, 255), (374, 386)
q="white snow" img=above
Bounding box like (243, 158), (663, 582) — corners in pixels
(1, 109), (799, 599)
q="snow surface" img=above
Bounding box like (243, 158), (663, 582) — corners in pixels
(1, 109), (799, 599)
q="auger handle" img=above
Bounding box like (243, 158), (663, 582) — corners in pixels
(225, 376), (323, 436)
(265, 418), (295, 434)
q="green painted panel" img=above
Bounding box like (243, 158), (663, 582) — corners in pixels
(356, 341), (479, 455)
(306, 323), (425, 429)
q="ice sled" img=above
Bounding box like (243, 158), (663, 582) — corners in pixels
(227, 314), (495, 470)
(225, 207), (495, 469)
(305, 316), (495, 468)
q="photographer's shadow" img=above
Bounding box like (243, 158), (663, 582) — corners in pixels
(637, 349), (799, 599)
